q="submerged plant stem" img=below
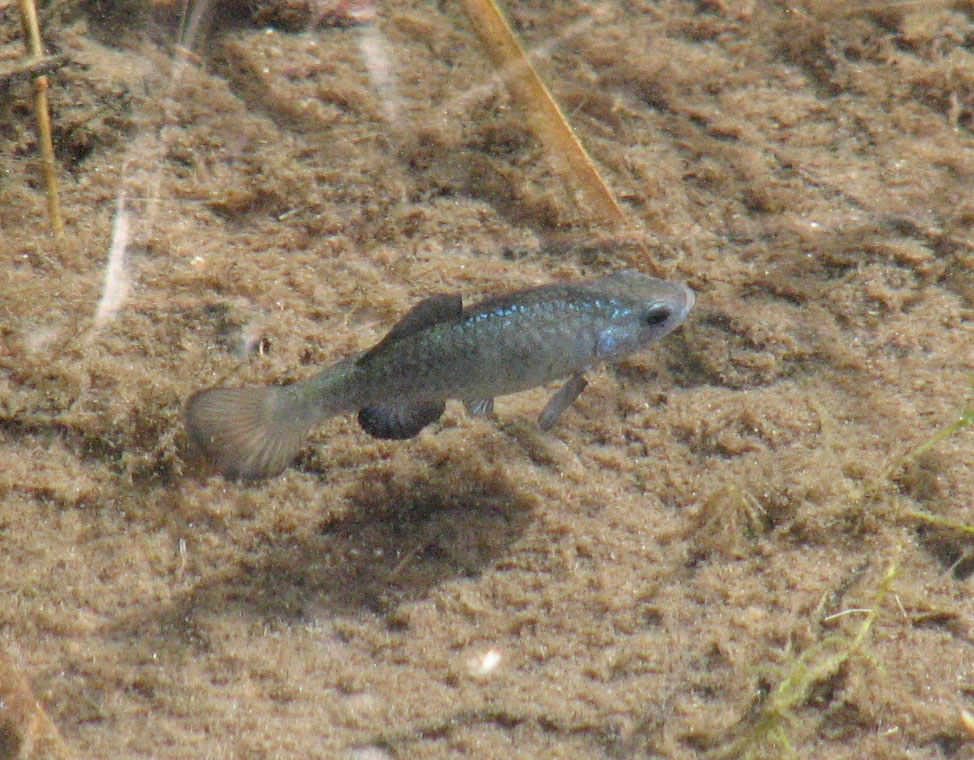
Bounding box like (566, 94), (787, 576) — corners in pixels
(901, 402), (973, 465)
(460, 0), (627, 230)
(19, 0), (63, 237)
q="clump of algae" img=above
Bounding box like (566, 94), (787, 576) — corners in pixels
(712, 562), (897, 760)
(708, 397), (973, 758)
(895, 401), (974, 537)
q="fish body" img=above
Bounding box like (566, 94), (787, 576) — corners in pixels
(185, 271), (694, 480)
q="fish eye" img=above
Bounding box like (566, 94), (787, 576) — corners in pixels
(643, 304), (671, 326)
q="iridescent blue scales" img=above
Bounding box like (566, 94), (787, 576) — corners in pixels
(185, 271), (694, 480)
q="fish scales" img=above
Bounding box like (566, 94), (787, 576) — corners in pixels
(353, 290), (639, 403)
(185, 271), (694, 480)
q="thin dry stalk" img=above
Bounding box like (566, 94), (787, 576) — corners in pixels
(19, 0), (64, 237)
(460, 0), (626, 229)
(0, 649), (72, 759)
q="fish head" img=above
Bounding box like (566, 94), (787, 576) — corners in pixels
(592, 271), (695, 360)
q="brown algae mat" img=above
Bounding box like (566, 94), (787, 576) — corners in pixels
(1, 1), (972, 758)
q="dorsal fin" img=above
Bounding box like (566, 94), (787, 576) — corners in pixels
(359, 293), (462, 362)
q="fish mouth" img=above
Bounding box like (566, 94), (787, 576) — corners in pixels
(672, 282), (695, 323)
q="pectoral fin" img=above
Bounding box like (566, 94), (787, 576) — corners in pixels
(358, 400), (446, 440)
(538, 373), (588, 430)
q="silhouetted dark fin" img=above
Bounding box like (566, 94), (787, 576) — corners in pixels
(184, 386), (313, 480)
(359, 293), (462, 363)
(464, 398), (494, 416)
(357, 400), (446, 440)
(538, 372), (588, 430)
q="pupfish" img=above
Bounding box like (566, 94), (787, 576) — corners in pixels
(185, 270), (694, 480)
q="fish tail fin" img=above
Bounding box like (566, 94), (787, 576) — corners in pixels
(184, 385), (318, 480)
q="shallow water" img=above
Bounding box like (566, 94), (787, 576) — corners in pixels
(0, 1), (972, 757)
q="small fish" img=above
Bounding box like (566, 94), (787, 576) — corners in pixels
(185, 270), (694, 480)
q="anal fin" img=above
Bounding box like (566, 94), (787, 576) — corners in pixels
(358, 400), (446, 440)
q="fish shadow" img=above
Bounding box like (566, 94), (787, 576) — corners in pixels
(103, 456), (534, 656)
(259, 456), (534, 618)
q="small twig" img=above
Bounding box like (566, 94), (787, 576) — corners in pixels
(19, 0), (64, 237)
(460, 0), (666, 274)
(460, 4), (624, 221)
(0, 53), (67, 85)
